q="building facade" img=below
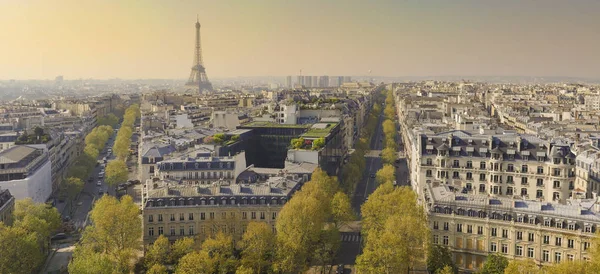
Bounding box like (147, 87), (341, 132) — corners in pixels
(142, 176), (302, 245)
(0, 189), (15, 225)
(417, 131), (576, 204)
(0, 145), (52, 203)
(427, 185), (598, 273)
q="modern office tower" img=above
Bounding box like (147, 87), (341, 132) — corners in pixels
(285, 76), (292, 88)
(343, 76), (352, 83)
(304, 76), (312, 88)
(319, 76), (329, 87)
(297, 76), (304, 86)
(312, 76), (318, 88)
(335, 76), (344, 87)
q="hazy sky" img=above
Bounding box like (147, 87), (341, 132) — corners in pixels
(1, 0), (599, 80)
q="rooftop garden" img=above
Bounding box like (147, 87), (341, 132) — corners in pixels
(203, 133), (240, 146)
(290, 137), (325, 150)
(301, 123), (338, 138)
(241, 121), (311, 128)
(15, 127), (51, 145)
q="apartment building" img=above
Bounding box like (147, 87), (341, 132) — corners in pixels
(153, 152), (247, 185)
(0, 189), (15, 225)
(142, 176), (302, 245)
(417, 130), (576, 204)
(426, 185), (599, 273)
(0, 145), (52, 203)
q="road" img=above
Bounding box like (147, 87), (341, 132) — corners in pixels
(338, 103), (410, 268)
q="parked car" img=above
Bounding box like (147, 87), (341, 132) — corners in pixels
(51, 233), (67, 241)
(370, 173), (376, 178)
(336, 264), (344, 274)
(96, 181), (102, 187)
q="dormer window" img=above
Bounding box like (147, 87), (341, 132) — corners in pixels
(468, 139), (473, 144)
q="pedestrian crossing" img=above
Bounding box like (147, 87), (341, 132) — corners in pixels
(340, 233), (361, 242)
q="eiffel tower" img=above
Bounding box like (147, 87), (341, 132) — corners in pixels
(186, 17), (213, 93)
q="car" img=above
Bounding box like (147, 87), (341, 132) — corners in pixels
(336, 264), (344, 274)
(395, 159), (401, 164)
(96, 181), (102, 187)
(62, 216), (71, 222)
(370, 173), (376, 178)
(51, 233), (67, 241)
(76, 201), (83, 206)
(98, 189), (104, 195)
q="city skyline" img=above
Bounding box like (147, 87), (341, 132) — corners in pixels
(1, 0), (600, 80)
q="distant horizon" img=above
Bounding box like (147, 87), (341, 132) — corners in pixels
(1, 1), (599, 80)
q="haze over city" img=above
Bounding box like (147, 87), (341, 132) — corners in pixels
(1, 0), (600, 80)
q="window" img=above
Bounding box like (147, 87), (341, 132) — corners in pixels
(426, 158), (433, 165)
(479, 174), (486, 181)
(170, 226), (175, 235)
(148, 215), (154, 223)
(521, 188), (528, 196)
(507, 187), (513, 195)
(467, 225), (473, 233)
(457, 224), (463, 232)
(189, 225), (195, 235)
(553, 181), (561, 188)
(433, 235), (439, 244)
(501, 244), (508, 254)
(555, 252), (561, 263)
(507, 164), (514, 172)
(480, 162), (486, 169)
(467, 161), (473, 168)
(426, 170), (432, 177)
(201, 213), (206, 220)
(453, 160), (460, 167)
(521, 177), (528, 185)
(568, 239), (574, 248)
(528, 233), (534, 242)
(453, 171), (459, 178)
(179, 213), (184, 221)
(242, 212), (247, 220)
(517, 231), (523, 240)
(148, 227), (154, 236)
(443, 236), (449, 245)
(466, 172), (473, 180)
(516, 245), (523, 256)
(260, 212), (265, 220)
(189, 213), (194, 221)
(502, 229), (508, 238)
(443, 222), (449, 231)
(490, 242), (497, 252)
(433, 221), (439, 230)
(180, 226), (185, 236)
(584, 242), (591, 250)
(543, 250), (549, 262)
(537, 190), (543, 198)
(528, 248), (534, 258)
(210, 212), (214, 220)
(568, 254), (574, 261)
(522, 165), (528, 173)
(170, 214), (175, 221)
(556, 237), (562, 246)
(477, 226), (483, 235)
(537, 166), (544, 174)
(272, 212), (277, 220)
(158, 226), (163, 235)
(491, 228), (497, 237)
(251, 212), (256, 220)
(543, 235), (550, 244)
(537, 178), (544, 186)
(158, 214), (163, 222)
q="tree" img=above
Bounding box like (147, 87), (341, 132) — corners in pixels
(68, 246), (114, 274)
(80, 195), (141, 255)
(13, 198), (61, 247)
(176, 251), (214, 274)
(479, 253), (508, 274)
(84, 145), (100, 160)
(312, 137), (326, 150)
(145, 235), (170, 269)
(357, 184), (429, 274)
(427, 245), (456, 274)
(312, 228), (341, 273)
(231, 135), (240, 141)
(105, 160), (128, 186)
(147, 264), (168, 274)
(291, 137), (305, 149)
(331, 192), (355, 229)
(375, 164), (395, 185)
(504, 259), (541, 274)
(239, 222), (275, 274)
(382, 147), (397, 165)
(201, 232), (238, 273)
(170, 237), (196, 264)
(213, 133), (226, 144)
(0, 223), (45, 274)
(34, 126), (44, 136)
(98, 113), (119, 128)
(436, 265), (455, 274)
(60, 177), (84, 214)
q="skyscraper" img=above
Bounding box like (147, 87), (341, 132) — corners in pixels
(285, 76), (292, 88)
(311, 76), (318, 88)
(343, 76), (352, 83)
(304, 76), (312, 87)
(297, 75), (304, 86)
(335, 76), (344, 87)
(319, 76), (329, 87)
